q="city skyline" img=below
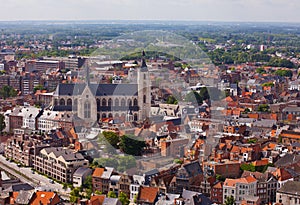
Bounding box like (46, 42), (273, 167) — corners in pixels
(1, 0), (300, 23)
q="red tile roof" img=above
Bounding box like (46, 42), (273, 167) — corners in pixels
(93, 168), (105, 178)
(138, 186), (159, 203)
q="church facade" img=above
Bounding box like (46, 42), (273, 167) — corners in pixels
(52, 55), (151, 124)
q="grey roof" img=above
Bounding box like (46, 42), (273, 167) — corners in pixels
(102, 167), (114, 179)
(73, 167), (92, 177)
(283, 106), (300, 112)
(145, 169), (159, 176)
(55, 83), (138, 96)
(90, 84), (138, 96)
(238, 118), (256, 124)
(103, 198), (121, 205)
(253, 119), (276, 128)
(15, 190), (35, 204)
(4, 183), (34, 192)
(42, 147), (85, 161)
(183, 161), (203, 177)
(274, 154), (300, 167)
(182, 189), (212, 205)
(110, 175), (121, 184)
(278, 181), (300, 195)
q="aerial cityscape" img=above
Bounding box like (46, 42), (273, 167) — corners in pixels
(0, 1), (300, 205)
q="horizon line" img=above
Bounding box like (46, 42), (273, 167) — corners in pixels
(0, 19), (300, 24)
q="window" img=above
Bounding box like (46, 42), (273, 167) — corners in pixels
(143, 95), (146, 103)
(108, 98), (112, 107)
(115, 99), (119, 107)
(59, 98), (65, 105)
(67, 98), (72, 106)
(121, 99), (126, 107)
(102, 99), (107, 106)
(84, 101), (91, 118)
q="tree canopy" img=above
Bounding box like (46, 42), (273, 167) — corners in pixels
(0, 86), (18, 99)
(119, 135), (146, 156)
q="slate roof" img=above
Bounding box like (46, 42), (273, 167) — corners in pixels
(183, 161), (203, 177)
(277, 181), (300, 195)
(182, 189), (212, 205)
(55, 83), (138, 97)
(103, 198), (121, 205)
(90, 84), (138, 96)
(274, 154), (300, 167)
(42, 147), (85, 161)
(5, 183), (34, 192)
(73, 167), (92, 177)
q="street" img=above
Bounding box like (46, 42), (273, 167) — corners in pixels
(0, 155), (67, 195)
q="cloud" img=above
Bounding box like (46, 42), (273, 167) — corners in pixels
(0, 0), (299, 22)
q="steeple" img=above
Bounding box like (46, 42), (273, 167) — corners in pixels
(85, 63), (90, 85)
(141, 50), (148, 71)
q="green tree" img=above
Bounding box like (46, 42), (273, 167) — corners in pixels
(166, 95), (178, 105)
(118, 192), (130, 205)
(102, 131), (120, 149)
(83, 175), (92, 189)
(119, 135), (146, 156)
(96, 158), (119, 168)
(185, 91), (203, 105)
(0, 86), (18, 99)
(95, 190), (102, 195)
(256, 67), (266, 74)
(240, 163), (255, 172)
(0, 114), (6, 133)
(199, 87), (210, 100)
(108, 191), (117, 198)
(224, 195), (235, 205)
(70, 187), (81, 203)
(33, 84), (45, 93)
(274, 69), (293, 78)
(258, 104), (270, 113)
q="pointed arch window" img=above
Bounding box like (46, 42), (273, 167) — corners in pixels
(84, 101), (91, 118)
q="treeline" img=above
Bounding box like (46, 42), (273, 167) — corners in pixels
(208, 48), (296, 68)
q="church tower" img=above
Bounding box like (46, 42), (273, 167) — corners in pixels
(137, 51), (151, 121)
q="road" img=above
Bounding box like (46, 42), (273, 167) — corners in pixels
(0, 155), (68, 196)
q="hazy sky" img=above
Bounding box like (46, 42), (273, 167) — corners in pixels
(1, 0), (299, 22)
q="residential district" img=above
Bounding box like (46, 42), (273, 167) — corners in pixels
(0, 29), (300, 205)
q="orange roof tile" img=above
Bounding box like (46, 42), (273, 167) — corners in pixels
(30, 191), (60, 205)
(138, 186), (159, 203)
(213, 181), (223, 189)
(93, 168), (105, 178)
(231, 146), (240, 153)
(252, 159), (269, 167)
(90, 195), (106, 205)
(224, 176), (257, 187)
(10, 192), (19, 204)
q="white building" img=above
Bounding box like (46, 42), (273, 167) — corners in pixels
(21, 107), (41, 130)
(130, 175), (145, 201)
(38, 110), (60, 132)
(223, 176), (257, 205)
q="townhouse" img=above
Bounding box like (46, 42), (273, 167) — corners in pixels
(223, 176), (257, 205)
(34, 147), (88, 183)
